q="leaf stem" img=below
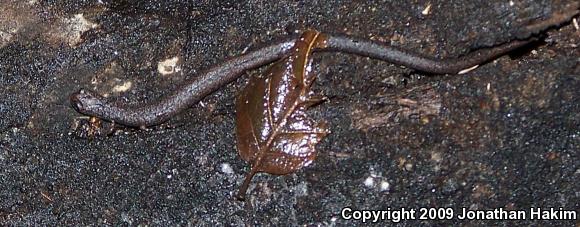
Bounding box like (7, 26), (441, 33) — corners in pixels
(236, 167), (258, 201)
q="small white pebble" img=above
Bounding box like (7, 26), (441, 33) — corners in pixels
(422, 3), (432, 15)
(404, 163), (414, 171)
(363, 176), (375, 187)
(220, 163), (234, 174)
(379, 180), (391, 192)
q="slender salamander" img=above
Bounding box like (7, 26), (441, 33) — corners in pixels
(70, 34), (535, 127)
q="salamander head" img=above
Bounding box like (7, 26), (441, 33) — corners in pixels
(70, 89), (107, 115)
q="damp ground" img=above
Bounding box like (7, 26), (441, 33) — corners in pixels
(1, 0), (578, 225)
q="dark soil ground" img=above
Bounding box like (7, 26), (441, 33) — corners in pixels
(1, 0), (578, 225)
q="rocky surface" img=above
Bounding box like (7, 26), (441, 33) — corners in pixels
(1, 0), (578, 225)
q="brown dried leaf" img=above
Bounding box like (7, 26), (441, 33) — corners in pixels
(235, 30), (329, 200)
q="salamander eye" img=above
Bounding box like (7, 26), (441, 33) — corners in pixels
(70, 94), (84, 111)
(70, 89), (90, 112)
(73, 101), (84, 112)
